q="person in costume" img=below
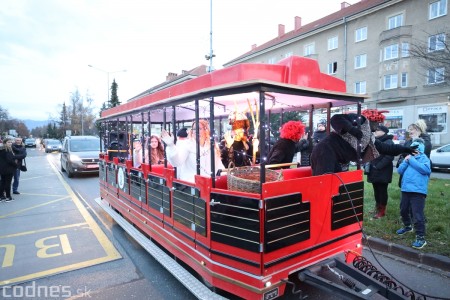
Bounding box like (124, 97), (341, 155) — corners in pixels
(161, 119), (224, 182)
(310, 113), (418, 176)
(221, 111), (252, 168)
(267, 120), (305, 168)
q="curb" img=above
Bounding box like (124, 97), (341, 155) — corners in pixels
(363, 236), (450, 274)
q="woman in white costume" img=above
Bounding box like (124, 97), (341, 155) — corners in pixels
(161, 119), (224, 182)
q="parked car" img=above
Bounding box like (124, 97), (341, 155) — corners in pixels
(60, 136), (101, 178)
(45, 139), (62, 153)
(24, 138), (36, 148)
(430, 143), (450, 171)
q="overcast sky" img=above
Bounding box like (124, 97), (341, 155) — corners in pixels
(0, 0), (355, 121)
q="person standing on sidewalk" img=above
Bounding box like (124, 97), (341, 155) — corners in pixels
(0, 137), (18, 202)
(367, 125), (395, 219)
(12, 136), (27, 194)
(396, 138), (431, 249)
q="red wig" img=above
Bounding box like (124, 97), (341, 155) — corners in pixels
(279, 121), (305, 142)
(362, 109), (389, 122)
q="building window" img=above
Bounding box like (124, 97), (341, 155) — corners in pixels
(427, 67), (445, 84)
(327, 62), (337, 74)
(401, 43), (410, 57)
(355, 81), (367, 94)
(304, 43), (315, 56)
(284, 52), (293, 58)
(355, 27), (367, 42)
(429, 0), (447, 19)
(428, 33), (446, 52)
(384, 74), (398, 89)
(354, 54), (367, 69)
(328, 36), (338, 50)
(384, 44), (399, 60)
(401, 72), (408, 87)
(267, 57), (277, 64)
(388, 14), (403, 29)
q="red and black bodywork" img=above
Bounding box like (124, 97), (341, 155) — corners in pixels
(98, 56), (366, 299)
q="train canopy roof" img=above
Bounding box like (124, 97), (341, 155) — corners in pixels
(100, 56), (367, 123)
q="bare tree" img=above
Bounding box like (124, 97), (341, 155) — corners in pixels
(409, 27), (450, 84)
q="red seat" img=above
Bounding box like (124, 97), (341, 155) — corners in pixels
(281, 167), (312, 180)
(214, 175), (228, 189)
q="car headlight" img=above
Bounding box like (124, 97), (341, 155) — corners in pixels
(70, 154), (82, 162)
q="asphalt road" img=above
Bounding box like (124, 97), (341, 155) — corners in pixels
(17, 147), (450, 300)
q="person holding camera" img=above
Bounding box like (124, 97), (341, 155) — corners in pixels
(12, 136), (27, 194)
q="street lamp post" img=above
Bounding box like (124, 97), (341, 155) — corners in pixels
(88, 65), (127, 107)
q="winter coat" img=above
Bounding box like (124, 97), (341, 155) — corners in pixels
(397, 153), (431, 195)
(367, 134), (394, 184)
(267, 138), (297, 168)
(311, 132), (414, 176)
(312, 130), (327, 146)
(0, 148), (18, 175)
(295, 138), (312, 166)
(221, 140), (252, 168)
(12, 143), (27, 168)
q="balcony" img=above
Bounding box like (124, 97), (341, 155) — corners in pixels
(379, 25), (412, 43)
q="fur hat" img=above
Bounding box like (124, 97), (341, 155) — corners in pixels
(228, 111), (250, 131)
(280, 121), (305, 142)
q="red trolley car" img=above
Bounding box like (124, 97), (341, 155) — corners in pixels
(97, 56), (374, 299)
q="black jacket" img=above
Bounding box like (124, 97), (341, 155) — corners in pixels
(295, 138), (313, 166)
(12, 143), (27, 167)
(0, 148), (18, 175)
(311, 132), (414, 176)
(367, 134), (394, 184)
(221, 140), (252, 168)
(312, 130), (327, 146)
(267, 138), (297, 168)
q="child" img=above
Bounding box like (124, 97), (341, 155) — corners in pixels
(396, 138), (431, 249)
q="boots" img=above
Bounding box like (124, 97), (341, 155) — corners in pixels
(373, 205), (386, 219)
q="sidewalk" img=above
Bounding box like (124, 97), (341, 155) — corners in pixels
(363, 236), (450, 275)
(0, 154), (121, 286)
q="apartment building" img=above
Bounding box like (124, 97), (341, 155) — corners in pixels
(223, 0), (449, 145)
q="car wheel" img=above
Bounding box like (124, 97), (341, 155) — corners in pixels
(67, 163), (74, 178)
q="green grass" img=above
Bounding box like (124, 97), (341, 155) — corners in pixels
(362, 172), (450, 256)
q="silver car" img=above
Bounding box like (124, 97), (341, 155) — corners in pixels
(60, 136), (100, 178)
(430, 144), (450, 171)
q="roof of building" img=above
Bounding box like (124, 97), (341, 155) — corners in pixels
(224, 0), (389, 65)
(128, 64), (209, 102)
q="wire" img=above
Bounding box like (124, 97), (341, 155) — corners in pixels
(326, 171), (450, 300)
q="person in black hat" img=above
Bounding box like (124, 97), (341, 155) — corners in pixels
(176, 127), (188, 140)
(366, 125), (395, 219)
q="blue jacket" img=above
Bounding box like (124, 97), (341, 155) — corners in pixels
(397, 153), (431, 195)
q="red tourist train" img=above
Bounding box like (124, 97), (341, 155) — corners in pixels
(97, 56), (372, 299)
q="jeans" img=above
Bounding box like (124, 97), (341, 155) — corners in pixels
(400, 192), (426, 237)
(13, 169), (20, 192)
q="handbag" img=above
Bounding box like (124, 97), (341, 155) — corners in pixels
(20, 158), (27, 172)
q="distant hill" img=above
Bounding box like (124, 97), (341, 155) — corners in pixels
(24, 119), (51, 130)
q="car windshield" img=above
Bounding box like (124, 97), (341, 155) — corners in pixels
(70, 139), (100, 152)
(47, 140), (61, 145)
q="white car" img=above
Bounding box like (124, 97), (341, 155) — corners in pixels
(430, 144), (450, 171)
